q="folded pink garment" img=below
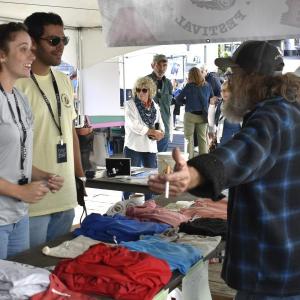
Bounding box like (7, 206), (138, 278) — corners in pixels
(126, 200), (190, 227)
(180, 198), (227, 220)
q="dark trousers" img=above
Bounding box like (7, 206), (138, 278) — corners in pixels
(157, 136), (169, 152)
(124, 147), (157, 168)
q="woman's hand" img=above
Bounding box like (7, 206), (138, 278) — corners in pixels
(147, 129), (164, 141)
(47, 175), (64, 193)
(148, 148), (203, 197)
(153, 130), (164, 141)
(32, 167), (64, 193)
(17, 181), (50, 203)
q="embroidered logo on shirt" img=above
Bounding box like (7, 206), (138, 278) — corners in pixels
(61, 94), (71, 107)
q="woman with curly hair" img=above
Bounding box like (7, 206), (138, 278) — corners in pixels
(124, 76), (164, 170)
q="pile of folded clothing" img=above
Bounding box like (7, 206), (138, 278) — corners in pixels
(53, 243), (172, 300)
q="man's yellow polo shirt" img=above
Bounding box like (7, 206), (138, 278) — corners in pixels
(16, 69), (77, 217)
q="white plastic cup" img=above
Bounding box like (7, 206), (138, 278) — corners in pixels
(129, 193), (145, 204)
(156, 151), (189, 175)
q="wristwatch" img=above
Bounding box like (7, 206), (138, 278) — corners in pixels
(79, 176), (87, 183)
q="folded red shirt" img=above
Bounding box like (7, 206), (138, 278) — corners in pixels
(53, 243), (172, 300)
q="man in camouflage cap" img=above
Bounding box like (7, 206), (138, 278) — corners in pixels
(147, 54), (173, 152)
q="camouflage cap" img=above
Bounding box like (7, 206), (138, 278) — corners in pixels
(153, 54), (168, 63)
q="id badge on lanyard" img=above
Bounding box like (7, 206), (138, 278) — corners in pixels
(56, 137), (67, 163)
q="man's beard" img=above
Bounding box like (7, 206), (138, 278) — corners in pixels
(154, 70), (165, 78)
(222, 95), (250, 124)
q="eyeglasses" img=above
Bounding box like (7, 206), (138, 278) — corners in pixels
(225, 72), (233, 78)
(225, 72), (238, 81)
(40, 36), (70, 47)
(136, 88), (148, 93)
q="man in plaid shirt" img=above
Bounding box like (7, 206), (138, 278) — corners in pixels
(149, 40), (300, 299)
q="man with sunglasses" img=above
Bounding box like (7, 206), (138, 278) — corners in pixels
(148, 54), (173, 152)
(16, 12), (84, 247)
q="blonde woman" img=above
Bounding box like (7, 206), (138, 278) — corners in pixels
(176, 67), (214, 158)
(124, 76), (164, 169)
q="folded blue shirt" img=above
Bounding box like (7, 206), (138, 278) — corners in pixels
(74, 213), (170, 243)
(121, 235), (202, 274)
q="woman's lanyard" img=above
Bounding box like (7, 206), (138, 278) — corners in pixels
(0, 84), (28, 182)
(30, 70), (63, 144)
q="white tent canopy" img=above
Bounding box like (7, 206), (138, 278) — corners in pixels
(0, 0), (146, 116)
(0, 0), (145, 67)
(0, 0), (101, 28)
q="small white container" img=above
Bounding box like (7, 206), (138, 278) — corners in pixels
(156, 151), (189, 175)
(129, 193), (145, 204)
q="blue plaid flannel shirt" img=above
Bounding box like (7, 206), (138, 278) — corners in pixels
(188, 96), (300, 296)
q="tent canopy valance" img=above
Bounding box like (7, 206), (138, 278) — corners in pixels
(0, 0), (101, 28)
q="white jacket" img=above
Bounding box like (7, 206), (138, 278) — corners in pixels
(124, 99), (165, 153)
(208, 103), (225, 144)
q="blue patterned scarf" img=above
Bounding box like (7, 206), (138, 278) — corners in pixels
(134, 96), (157, 127)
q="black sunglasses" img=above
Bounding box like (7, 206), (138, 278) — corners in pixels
(136, 88), (148, 93)
(40, 36), (70, 47)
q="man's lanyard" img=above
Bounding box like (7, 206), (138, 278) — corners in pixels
(30, 70), (63, 144)
(0, 84), (27, 178)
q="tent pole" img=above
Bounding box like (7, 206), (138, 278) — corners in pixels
(77, 27), (84, 116)
(122, 55), (126, 105)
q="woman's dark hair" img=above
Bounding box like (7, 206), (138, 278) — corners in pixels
(0, 22), (28, 71)
(24, 12), (64, 42)
(0, 22), (28, 53)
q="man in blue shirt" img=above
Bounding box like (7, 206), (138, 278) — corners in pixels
(149, 40), (300, 299)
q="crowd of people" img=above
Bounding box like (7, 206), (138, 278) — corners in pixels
(123, 52), (239, 165)
(2, 8), (300, 300)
